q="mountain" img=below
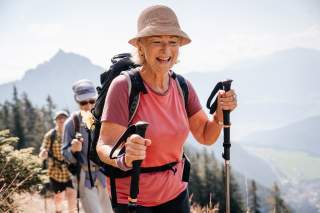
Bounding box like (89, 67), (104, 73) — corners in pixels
(1, 47), (319, 127)
(184, 48), (320, 136)
(186, 137), (280, 187)
(240, 115), (320, 156)
(0, 49), (103, 110)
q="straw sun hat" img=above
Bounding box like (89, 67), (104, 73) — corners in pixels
(128, 5), (191, 47)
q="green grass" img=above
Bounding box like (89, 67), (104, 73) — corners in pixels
(244, 147), (320, 182)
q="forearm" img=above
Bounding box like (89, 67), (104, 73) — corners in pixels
(96, 140), (117, 167)
(202, 114), (223, 145)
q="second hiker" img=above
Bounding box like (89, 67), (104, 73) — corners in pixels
(62, 79), (112, 213)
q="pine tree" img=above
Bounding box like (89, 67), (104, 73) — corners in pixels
(188, 149), (204, 205)
(248, 180), (261, 213)
(202, 149), (223, 206)
(11, 86), (26, 149)
(22, 93), (44, 151)
(0, 101), (11, 130)
(268, 183), (291, 213)
(220, 163), (245, 213)
(42, 95), (56, 131)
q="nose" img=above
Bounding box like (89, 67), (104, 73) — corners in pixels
(160, 42), (170, 54)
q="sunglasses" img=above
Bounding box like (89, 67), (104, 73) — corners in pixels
(79, 99), (96, 106)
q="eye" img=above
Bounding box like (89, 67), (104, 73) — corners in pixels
(151, 40), (161, 44)
(169, 40), (179, 46)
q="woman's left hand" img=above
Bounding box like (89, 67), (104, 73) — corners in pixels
(218, 89), (238, 111)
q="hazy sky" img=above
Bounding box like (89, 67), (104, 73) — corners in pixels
(0, 0), (319, 84)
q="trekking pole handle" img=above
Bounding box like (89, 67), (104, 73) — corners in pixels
(222, 80), (233, 126)
(222, 80), (233, 161)
(74, 132), (84, 163)
(128, 121), (149, 211)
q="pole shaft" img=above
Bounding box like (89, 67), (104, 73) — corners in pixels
(225, 160), (230, 213)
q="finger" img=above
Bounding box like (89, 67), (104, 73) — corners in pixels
(128, 134), (146, 145)
(218, 90), (225, 97)
(125, 143), (147, 152)
(126, 145), (146, 153)
(220, 96), (234, 102)
(221, 103), (237, 110)
(144, 139), (152, 146)
(125, 153), (146, 161)
(225, 89), (236, 96)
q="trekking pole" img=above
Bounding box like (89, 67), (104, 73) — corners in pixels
(128, 121), (149, 213)
(206, 79), (233, 213)
(75, 132), (83, 213)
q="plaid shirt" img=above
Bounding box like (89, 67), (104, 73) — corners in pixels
(41, 129), (71, 183)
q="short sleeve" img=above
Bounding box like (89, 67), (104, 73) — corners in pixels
(186, 80), (202, 117)
(101, 75), (129, 127)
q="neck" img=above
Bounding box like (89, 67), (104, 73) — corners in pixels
(140, 66), (170, 94)
(56, 126), (63, 134)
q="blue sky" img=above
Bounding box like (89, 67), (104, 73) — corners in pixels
(0, 0), (319, 84)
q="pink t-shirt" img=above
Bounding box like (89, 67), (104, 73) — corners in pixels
(101, 72), (201, 206)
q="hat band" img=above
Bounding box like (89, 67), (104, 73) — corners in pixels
(76, 88), (96, 95)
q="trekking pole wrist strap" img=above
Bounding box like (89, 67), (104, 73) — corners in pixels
(116, 154), (132, 171)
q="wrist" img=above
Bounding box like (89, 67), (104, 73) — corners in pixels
(116, 154), (131, 171)
(213, 114), (223, 126)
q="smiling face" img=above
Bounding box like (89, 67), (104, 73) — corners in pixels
(55, 115), (67, 131)
(138, 35), (181, 74)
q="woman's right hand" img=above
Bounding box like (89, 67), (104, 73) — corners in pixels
(71, 138), (83, 153)
(124, 134), (152, 167)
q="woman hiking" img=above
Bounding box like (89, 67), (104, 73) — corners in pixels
(96, 5), (238, 213)
(39, 111), (77, 213)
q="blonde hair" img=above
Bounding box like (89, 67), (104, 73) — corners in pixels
(131, 47), (145, 65)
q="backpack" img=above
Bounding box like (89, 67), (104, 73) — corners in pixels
(87, 53), (191, 206)
(89, 53), (189, 167)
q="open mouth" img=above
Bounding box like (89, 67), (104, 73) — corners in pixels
(156, 57), (171, 63)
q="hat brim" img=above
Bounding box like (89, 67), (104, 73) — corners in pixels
(128, 25), (191, 47)
(75, 93), (98, 102)
(54, 111), (69, 120)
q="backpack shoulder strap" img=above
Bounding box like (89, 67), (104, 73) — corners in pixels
(72, 112), (81, 134)
(123, 69), (147, 124)
(49, 128), (56, 154)
(171, 71), (189, 112)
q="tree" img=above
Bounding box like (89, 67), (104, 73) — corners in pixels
(220, 163), (245, 213)
(11, 86), (25, 149)
(248, 180), (261, 213)
(188, 149), (204, 205)
(0, 129), (43, 212)
(202, 149), (223, 206)
(0, 101), (11, 130)
(21, 93), (44, 152)
(42, 95), (56, 131)
(268, 183), (291, 213)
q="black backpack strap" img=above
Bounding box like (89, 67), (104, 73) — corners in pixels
(86, 128), (95, 188)
(182, 153), (190, 182)
(72, 112), (81, 133)
(73, 112), (95, 188)
(49, 128), (56, 155)
(110, 168), (118, 208)
(171, 71), (189, 112)
(126, 69), (147, 123)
